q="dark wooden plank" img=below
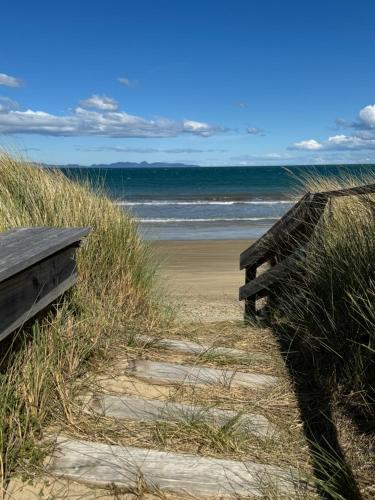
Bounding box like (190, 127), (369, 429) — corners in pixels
(240, 193), (312, 270)
(244, 266), (257, 319)
(239, 253), (298, 301)
(240, 193), (327, 269)
(321, 182), (375, 198)
(0, 227), (89, 283)
(0, 247), (77, 341)
(240, 183), (375, 271)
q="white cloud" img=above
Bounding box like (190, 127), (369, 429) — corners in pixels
(292, 139), (323, 150)
(230, 150), (375, 166)
(118, 77), (137, 88)
(358, 104), (375, 128)
(291, 104), (375, 152)
(0, 105), (223, 138)
(79, 94), (118, 111)
(292, 134), (375, 151)
(246, 127), (265, 136)
(182, 120), (215, 136)
(0, 97), (19, 113)
(0, 72), (22, 87)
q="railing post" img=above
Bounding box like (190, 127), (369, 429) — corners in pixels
(244, 266), (256, 321)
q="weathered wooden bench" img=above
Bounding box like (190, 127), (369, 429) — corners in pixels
(0, 227), (90, 341)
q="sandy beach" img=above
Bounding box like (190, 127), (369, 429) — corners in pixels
(152, 239), (253, 322)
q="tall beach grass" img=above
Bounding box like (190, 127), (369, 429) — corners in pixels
(0, 152), (167, 489)
(274, 174), (375, 412)
(270, 173), (375, 497)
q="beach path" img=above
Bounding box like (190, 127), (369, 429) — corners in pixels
(7, 239), (313, 499)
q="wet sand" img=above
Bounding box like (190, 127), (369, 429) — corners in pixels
(152, 239), (254, 322)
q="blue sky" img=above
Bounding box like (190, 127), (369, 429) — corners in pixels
(1, 0), (375, 166)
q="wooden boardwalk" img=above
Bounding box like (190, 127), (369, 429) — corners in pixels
(86, 393), (276, 437)
(37, 328), (310, 498)
(2, 227), (313, 497)
(48, 437), (301, 497)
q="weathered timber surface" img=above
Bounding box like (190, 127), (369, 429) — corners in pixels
(0, 248), (77, 341)
(239, 253), (298, 301)
(322, 182), (375, 198)
(127, 360), (278, 388)
(0, 227), (90, 282)
(87, 393), (276, 437)
(0, 227), (89, 341)
(244, 266), (257, 317)
(240, 183), (375, 272)
(238, 183), (375, 313)
(136, 334), (266, 360)
(48, 438), (303, 497)
(239, 193), (311, 270)
(240, 192), (327, 270)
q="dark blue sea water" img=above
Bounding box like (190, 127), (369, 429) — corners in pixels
(61, 165), (375, 240)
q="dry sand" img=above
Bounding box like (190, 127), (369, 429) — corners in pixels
(152, 239), (254, 322)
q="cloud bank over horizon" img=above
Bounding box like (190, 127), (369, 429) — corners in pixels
(0, 69), (374, 165)
(291, 105), (375, 152)
(0, 94), (224, 138)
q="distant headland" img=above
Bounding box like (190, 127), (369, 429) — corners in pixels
(45, 161), (198, 169)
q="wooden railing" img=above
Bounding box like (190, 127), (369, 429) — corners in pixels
(239, 183), (375, 319)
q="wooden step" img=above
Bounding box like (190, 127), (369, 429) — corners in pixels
(127, 360), (278, 389)
(136, 334), (265, 361)
(48, 437), (303, 497)
(87, 393), (276, 437)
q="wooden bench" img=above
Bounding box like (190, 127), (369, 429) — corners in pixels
(0, 227), (90, 341)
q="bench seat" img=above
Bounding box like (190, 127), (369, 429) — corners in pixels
(0, 227), (90, 341)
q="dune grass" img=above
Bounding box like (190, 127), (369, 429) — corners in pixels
(273, 174), (375, 413)
(0, 153), (168, 489)
(269, 173), (375, 497)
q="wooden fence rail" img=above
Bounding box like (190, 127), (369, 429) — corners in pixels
(239, 183), (375, 319)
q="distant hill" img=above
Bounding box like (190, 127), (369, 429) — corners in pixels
(45, 161), (199, 169)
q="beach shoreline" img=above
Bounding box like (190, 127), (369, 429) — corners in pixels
(151, 239), (253, 322)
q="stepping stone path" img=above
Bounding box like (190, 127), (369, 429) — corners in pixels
(127, 359), (278, 389)
(87, 393), (276, 437)
(48, 437), (302, 498)
(40, 334), (305, 498)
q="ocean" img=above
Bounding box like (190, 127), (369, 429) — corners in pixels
(61, 165), (375, 240)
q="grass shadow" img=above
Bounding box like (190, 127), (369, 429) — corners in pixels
(270, 320), (362, 499)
